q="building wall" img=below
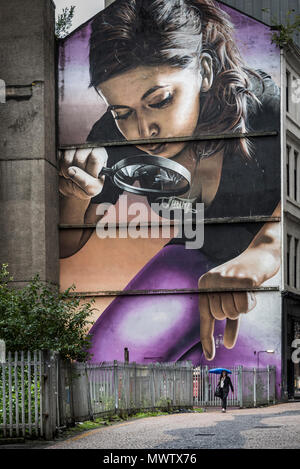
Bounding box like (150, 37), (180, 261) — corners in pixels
(58, 0), (283, 396)
(0, 0), (59, 286)
(281, 41), (300, 399)
(0, 0), (287, 398)
(282, 47), (300, 293)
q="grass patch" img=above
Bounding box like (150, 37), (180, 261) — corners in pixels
(193, 407), (205, 413)
(129, 410), (169, 419)
(60, 409), (184, 438)
(57, 407), (205, 440)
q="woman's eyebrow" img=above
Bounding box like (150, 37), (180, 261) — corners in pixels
(141, 85), (168, 101)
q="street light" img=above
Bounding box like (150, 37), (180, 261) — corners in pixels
(215, 334), (224, 349)
(254, 350), (275, 368)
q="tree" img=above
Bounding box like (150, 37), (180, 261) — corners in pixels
(0, 264), (95, 361)
(262, 8), (300, 48)
(55, 5), (76, 39)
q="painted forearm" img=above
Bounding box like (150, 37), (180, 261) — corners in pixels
(59, 196), (91, 258)
(247, 202), (281, 283)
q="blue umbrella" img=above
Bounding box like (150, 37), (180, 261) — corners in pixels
(209, 368), (232, 374)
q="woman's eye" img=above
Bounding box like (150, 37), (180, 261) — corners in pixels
(148, 94), (173, 109)
(112, 110), (133, 120)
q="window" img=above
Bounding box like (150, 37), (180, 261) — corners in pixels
(295, 151), (299, 202)
(287, 234), (292, 286)
(286, 70), (291, 113)
(295, 238), (299, 289)
(287, 145), (291, 197)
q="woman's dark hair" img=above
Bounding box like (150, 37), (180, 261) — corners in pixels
(219, 371), (228, 380)
(89, 0), (261, 159)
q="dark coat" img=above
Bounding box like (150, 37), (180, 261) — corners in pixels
(219, 376), (234, 395)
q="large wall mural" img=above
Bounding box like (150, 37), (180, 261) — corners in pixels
(58, 0), (282, 388)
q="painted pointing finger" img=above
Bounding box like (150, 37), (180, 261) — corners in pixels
(224, 318), (240, 349)
(199, 293), (216, 361)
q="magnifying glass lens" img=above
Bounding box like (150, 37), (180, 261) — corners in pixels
(115, 164), (188, 194)
(99, 154), (191, 197)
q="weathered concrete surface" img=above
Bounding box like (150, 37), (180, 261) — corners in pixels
(0, 159), (59, 285)
(0, 0), (58, 285)
(47, 403), (300, 449)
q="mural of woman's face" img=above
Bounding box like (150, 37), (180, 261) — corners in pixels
(97, 59), (213, 159)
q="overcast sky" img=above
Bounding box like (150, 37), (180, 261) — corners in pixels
(54, 0), (105, 31)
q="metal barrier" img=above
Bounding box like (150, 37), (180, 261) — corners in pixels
(193, 366), (276, 408)
(0, 351), (43, 438)
(193, 366), (240, 407)
(72, 360), (194, 420)
(0, 351), (277, 440)
(240, 367), (276, 407)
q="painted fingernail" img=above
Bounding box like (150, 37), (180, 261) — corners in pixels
(204, 348), (213, 360)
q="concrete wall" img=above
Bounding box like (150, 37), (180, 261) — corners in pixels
(0, 0), (59, 286)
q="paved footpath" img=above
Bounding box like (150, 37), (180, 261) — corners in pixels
(46, 402), (300, 450)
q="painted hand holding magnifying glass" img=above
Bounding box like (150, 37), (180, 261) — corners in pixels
(59, 147), (191, 199)
(59, 148), (108, 200)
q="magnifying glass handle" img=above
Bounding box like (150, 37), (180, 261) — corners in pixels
(99, 167), (114, 178)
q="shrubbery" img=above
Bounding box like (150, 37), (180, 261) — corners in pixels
(0, 264), (95, 361)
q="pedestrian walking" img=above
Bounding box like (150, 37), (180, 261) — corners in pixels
(219, 370), (234, 412)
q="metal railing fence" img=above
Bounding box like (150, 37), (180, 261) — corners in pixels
(240, 367), (276, 407)
(0, 350), (277, 440)
(193, 366), (240, 407)
(0, 351), (43, 438)
(193, 365), (276, 408)
(72, 360), (194, 420)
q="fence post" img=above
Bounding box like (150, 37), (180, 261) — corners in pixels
(271, 366), (276, 404)
(204, 366), (209, 406)
(42, 351), (58, 440)
(132, 362), (137, 409)
(173, 368), (176, 407)
(0, 339), (5, 363)
(150, 364), (155, 410)
(253, 368), (257, 408)
(65, 359), (75, 427)
(237, 366), (243, 408)
(113, 360), (119, 414)
(188, 362), (193, 407)
(84, 364), (94, 421)
(267, 365), (270, 404)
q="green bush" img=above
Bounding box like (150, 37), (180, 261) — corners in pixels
(0, 264), (95, 361)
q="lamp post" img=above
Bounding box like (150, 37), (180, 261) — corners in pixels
(215, 334), (224, 349)
(254, 350), (275, 368)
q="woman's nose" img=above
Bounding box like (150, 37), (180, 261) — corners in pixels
(137, 115), (159, 139)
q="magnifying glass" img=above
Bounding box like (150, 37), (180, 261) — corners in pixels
(99, 155), (191, 197)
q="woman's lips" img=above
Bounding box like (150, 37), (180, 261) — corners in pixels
(139, 143), (167, 155)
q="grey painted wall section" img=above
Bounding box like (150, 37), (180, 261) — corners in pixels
(0, 0), (59, 286)
(221, 0), (300, 47)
